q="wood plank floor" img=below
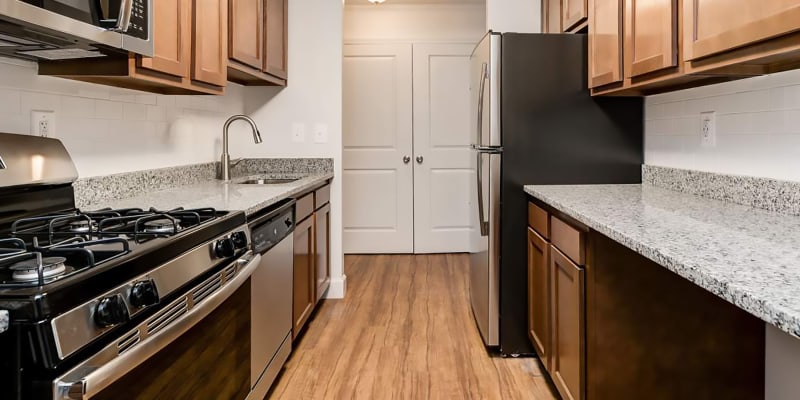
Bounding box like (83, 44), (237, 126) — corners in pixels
(269, 254), (558, 399)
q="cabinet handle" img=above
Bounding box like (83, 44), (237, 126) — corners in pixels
(403, 156), (411, 164)
(416, 156), (424, 164)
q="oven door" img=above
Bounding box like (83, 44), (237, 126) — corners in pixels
(52, 252), (261, 400)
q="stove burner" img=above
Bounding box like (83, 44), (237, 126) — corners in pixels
(69, 220), (97, 234)
(142, 220), (182, 234)
(10, 256), (68, 281)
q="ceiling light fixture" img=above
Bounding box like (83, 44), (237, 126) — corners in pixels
(368, 0), (386, 4)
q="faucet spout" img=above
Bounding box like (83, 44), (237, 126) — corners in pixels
(219, 115), (262, 181)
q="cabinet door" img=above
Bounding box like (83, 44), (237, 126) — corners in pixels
(551, 246), (585, 400)
(563, 0), (588, 31)
(588, 0), (623, 88)
(543, 0), (563, 33)
(229, 0), (264, 69)
(625, 0), (677, 78)
(528, 228), (551, 371)
(314, 203), (331, 301)
(138, 0), (192, 78)
(292, 216), (315, 339)
(193, 0), (228, 86)
(263, 0), (287, 79)
(685, 0), (800, 61)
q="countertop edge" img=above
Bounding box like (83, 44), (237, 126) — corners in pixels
(524, 184), (800, 338)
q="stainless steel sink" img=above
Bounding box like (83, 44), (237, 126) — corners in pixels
(239, 178), (300, 185)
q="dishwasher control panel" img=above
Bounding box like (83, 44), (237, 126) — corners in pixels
(251, 204), (295, 254)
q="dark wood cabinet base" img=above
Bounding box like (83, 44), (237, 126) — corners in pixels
(587, 232), (765, 399)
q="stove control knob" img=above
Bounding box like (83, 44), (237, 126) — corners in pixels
(214, 238), (235, 258)
(284, 218), (293, 229)
(94, 294), (130, 328)
(130, 279), (159, 308)
(230, 231), (248, 249)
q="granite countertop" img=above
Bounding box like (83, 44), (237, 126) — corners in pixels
(87, 172), (333, 216)
(525, 184), (800, 338)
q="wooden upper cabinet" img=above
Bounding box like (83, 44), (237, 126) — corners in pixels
(193, 0), (228, 86)
(684, 0), (800, 61)
(563, 0), (588, 31)
(624, 0), (677, 78)
(528, 228), (551, 371)
(588, 0), (623, 88)
(138, 0), (192, 78)
(264, 0), (287, 79)
(543, 0), (563, 33)
(229, 0), (264, 69)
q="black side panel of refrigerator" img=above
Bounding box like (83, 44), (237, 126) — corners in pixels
(498, 33), (643, 355)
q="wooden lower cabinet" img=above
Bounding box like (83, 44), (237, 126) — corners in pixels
(527, 228), (551, 370)
(550, 246), (585, 400)
(314, 203), (331, 300)
(586, 232), (764, 398)
(292, 215), (315, 339)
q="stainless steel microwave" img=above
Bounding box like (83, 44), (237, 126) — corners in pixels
(0, 0), (153, 61)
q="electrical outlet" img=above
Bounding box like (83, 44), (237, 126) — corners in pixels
(292, 123), (305, 143)
(313, 123), (328, 144)
(31, 110), (56, 138)
(700, 111), (716, 147)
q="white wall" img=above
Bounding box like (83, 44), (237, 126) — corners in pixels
(244, 0), (345, 298)
(645, 69), (800, 182)
(486, 0), (541, 33)
(0, 58), (246, 178)
(344, 4), (486, 43)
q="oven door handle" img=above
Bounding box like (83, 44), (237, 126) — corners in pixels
(53, 252), (262, 400)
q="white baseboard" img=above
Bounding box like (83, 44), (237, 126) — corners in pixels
(324, 274), (347, 299)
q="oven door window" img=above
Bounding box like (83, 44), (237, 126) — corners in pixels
(93, 281), (251, 400)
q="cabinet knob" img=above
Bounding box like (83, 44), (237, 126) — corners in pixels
(416, 156), (424, 164)
(403, 156), (411, 164)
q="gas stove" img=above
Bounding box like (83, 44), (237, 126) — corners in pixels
(0, 207), (228, 288)
(0, 133), (254, 400)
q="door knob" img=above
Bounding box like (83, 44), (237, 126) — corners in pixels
(416, 156), (424, 164)
(403, 156), (411, 164)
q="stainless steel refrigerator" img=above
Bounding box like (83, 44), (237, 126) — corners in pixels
(469, 32), (643, 355)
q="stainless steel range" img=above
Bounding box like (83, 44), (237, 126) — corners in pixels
(0, 133), (258, 400)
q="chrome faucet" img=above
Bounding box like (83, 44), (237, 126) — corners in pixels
(218, 115), (263, 181)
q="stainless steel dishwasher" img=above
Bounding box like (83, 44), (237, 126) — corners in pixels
(247, 199), (295, 400)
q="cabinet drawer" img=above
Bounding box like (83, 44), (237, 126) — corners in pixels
(315, 184), (331, 209)
(551, 217), (585, 266)
(528, 202), (550, 239)
(296, 193), (314, 221)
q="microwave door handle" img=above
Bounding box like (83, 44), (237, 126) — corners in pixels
(113, 0), (133, 32)
(53, 253), (262, 400)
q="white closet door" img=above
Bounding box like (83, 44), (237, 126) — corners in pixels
(412, 43), (477, 253)
(343, 44), (414, 254)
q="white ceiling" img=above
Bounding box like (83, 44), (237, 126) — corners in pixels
(346, 0), (484, 5)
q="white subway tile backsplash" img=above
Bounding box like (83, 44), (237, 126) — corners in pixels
(146, 105), (167, 122)
(0, 89), (21, 114)
(61, 96), (95, 119)
(95, 100), (124, 119)
(0, 113), (30, 135)
(21, 92), (60, 113)
(123, 103), (147, 121)
(0, 56), (246, 177)
(645, 68), (800, 182)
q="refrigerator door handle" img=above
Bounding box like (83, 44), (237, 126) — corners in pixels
(476, 62), (488, 146)
(475, 150), (488, 237)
